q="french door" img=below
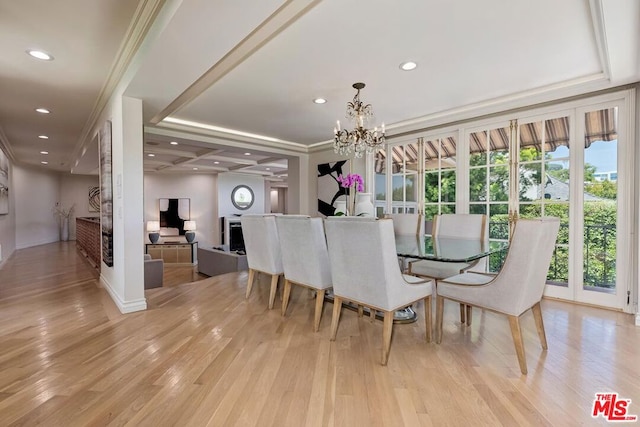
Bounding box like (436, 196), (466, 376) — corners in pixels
(464, 99), (630, 310)
(373, 91), (633, 311)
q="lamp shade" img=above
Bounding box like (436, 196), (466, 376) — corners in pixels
(146, 220), (160, 232)
(184, 220), (196, 231)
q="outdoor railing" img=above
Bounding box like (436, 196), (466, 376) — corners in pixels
(488, 221), (615, 289)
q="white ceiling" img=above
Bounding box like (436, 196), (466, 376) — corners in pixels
(1, 0), (639, 177)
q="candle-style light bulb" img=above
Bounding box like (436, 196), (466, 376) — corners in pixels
(336, 120), (341, 131)
(381, 122), (385, 134)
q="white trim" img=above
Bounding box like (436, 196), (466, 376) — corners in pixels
(100, 274), (147, 314)
(588, 0), (612, 81)
(149, 122), (308, 154)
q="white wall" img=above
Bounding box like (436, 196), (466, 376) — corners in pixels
(144, 173), (217, 246)
(0, 149), (16, 264)
(60, 174), (100, 240)
(13, 165), (61, 249)
(217, 172), (266, 218)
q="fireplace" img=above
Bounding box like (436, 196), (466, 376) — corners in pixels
(229, 222), (245, 252)
(222, 217), (245, 252)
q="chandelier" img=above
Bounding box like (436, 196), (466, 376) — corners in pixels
(333, 82), (385, 158)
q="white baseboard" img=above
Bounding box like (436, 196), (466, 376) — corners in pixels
(635, 313), (640, 327)
(100, 275), (147, 314)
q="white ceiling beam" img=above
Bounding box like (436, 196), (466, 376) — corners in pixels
(150, 0), (323, 124)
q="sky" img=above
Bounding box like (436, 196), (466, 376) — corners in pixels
(585, 140), (618, 172)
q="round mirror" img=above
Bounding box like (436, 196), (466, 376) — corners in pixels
(231, 185), (254, 210)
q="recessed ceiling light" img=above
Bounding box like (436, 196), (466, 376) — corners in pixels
(266, 168), (270, 171)
(244, 152), (251, 156)
(41, 161), (48, 165)
(399, 61), (418, 71)
(40, 151), (48, 155)
(38, 135), (48, 139)
(192, 167), (198, 170)
(35, 108), (50, 114)
(148, 153), (155, 157)
(170, 141), (178, 145)
(214, 161), (220, 164)
(27, 50), (54, 61)
(313, 98), (327, 104)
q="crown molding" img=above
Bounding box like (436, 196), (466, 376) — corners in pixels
(71, 0), (168, 165)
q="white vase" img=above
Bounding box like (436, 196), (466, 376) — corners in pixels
(354, 193), (375, 217)
(61, 217), (69, 241)
(334, 200), (347, 216)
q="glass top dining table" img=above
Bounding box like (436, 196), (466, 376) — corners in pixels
(395, 235), (508, 262)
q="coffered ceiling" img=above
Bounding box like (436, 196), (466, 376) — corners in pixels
(1, 0), (638, 179)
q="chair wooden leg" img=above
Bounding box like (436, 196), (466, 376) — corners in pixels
(466, 305), (472, 326)
(330, 297), (343, 341)
(370, 307), (376, 322)
(531, 302), (548, 350)
(268, 274), (279, 309)
(357, 305), (364, 317)
(281, 279), (292, 316)
(436, 296), (444, 344)
(381, 311), (394, 365)
(424, 296), (432, 343)
(459, 304), (466, 324)
(313, 289), (326, 332)
(508, 315), (528, 375)
(246, 269), (256, 299)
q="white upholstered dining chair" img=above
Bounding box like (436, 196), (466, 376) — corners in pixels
(435, 217), (560, 375)
(324, 217), (434, 365)
(276, 215), (332, 331)
(240, 214), (283, 309)
(408, 213), (487, 324)
(384, 213), (424, 272)
(384, 213), (424, 236)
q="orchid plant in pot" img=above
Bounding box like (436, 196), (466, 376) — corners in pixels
(336, 173), (364, 216)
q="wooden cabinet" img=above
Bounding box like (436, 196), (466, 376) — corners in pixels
(76, 217), (101, 270)
(146, 242), (197, 265)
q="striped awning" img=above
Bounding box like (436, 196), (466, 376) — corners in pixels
(375, 108), (617, 174)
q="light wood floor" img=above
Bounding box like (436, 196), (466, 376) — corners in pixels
(0, 242), (639, 426)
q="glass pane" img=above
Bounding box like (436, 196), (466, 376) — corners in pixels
(441, 170), (456, 203)
(469, 131), (487, 165)
(519, 162), (543, 202)
(374, 148), (386, 173)
(375, 173), (386, 201)
(441, 204), (455, 214)
(489, 166), (509, 201)
(583, 107), (617, 291)
(583, 221), (616, 289)
(469, 204), (486, 215)
(469, 168), (486, 201)
(519, 121), (543, 160)
(548, 246), (569, 285)
(392, 175), (404, 202)
(488, 127), (510, 165)
(424, 172), (438, 203)
(404, 142), (419, 172)
(543, 161), (570, 201)
(488, 204), (509, 240)
(519, 203), (541, 217)
(405, 175), (417, 202)
(424, 205), (439, 221)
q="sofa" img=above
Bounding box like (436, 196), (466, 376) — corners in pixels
(144, 254), (164, 289)
(197, 246), (248, 277)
